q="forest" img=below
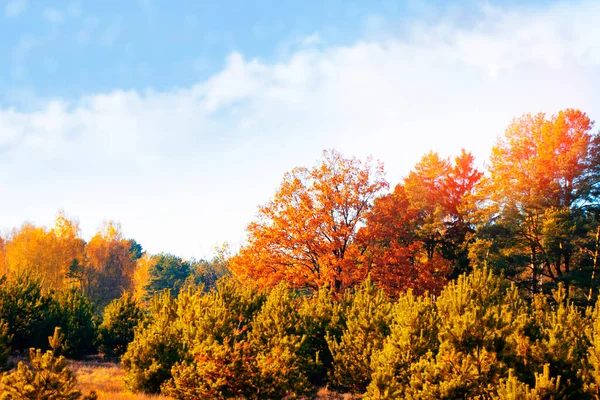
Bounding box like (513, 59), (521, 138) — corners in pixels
(0, 108), (600, 399)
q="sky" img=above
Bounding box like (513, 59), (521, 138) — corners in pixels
(1, 0), (599, 259)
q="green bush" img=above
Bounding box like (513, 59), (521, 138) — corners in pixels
(247, 284), (315, 398)
(298, 287), (344, 386)
(49, 288), (97, 359)
(525, 286), (591, 398)
(406, 268), (526, 399)
(327, 278), (393, 393)
(98, 292), (144, 358)
(162, 278), (266, 398)
(365, 290), (438, 399)
(0, 328), (97, 400)
(0, 320), (12, 371)
(0, 273), (54, 352)
(121, 291), (181, 394)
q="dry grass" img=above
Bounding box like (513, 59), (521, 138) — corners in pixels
(68, 360), (360, 399)
(315, 387), (362, 399)
(69, 360), (170, 400)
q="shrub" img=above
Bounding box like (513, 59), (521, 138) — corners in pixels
(0, 327), (97, 400)
(0, 320), (12, 371)
(525, 285), (591, 398)
(98, 292), (144, 358)
(365, 290), (438, 399)
(121, 291), (182, 394)
(298, 287), (344, 386)
(327, 278), (393, 393)
(0, 273), (54, 352)
(162, 278), (266, 398)
(492, 365), (563, 399)
(406, 268), (523, 399)
(49, 287), (97, 359)
(247, 284), (315, 398)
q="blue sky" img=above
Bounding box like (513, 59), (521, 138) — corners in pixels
(1, 0), (599, 259)
(1, 0), (432, 102)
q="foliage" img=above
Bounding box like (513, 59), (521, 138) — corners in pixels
(2, 212), (85, 291)
(327, 278), (393, 393)
(84, 222), (138, 311)
(365, 290), (438, 399)
(144, 253), (191, 301)
(48, 287), (97, 360)
(0, 328), (97, 400)
(482, 109), (600, 297)
(230, 149), (388, 293)
(0, 320), (12, 371)
(161, 278), (266, 398)
(406, 268), (523, 399)
(0, 272), (54, 351)
(121, 291), (181, 394)
(98, 292), (144, 358)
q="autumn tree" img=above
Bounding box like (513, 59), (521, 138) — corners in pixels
(356, 150), (482, 295)
(84, 222), (138, 310)
(357, 185), (449, 295)
(2, 212), (85, 290)
(229, 150), (388, 293)
(478, 109), (600, 297)
(403, 150), (483, 278)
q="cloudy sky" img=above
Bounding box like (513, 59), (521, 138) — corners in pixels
(1, 0), (599, 259)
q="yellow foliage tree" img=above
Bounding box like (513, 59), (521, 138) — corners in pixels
(2, 212), (85, 290)
(84, 221), (137, 309)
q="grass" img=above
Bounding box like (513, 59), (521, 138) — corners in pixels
(69, 360), (360, 399)
(69, 360), (169, 400)
(9, 357), (358, 399)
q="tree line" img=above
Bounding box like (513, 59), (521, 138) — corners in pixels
(0, 108), (599, 398)
(231, 108), (600, 304)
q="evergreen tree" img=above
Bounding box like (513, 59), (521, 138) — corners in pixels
(327, 278), (392, 393)
(0, 328), (97, 400)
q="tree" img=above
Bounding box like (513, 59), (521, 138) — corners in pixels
(402, 150), (483, 279)
(357, 184), (449, 296)
(145, 253), (191, 301)
(98, 292), (144, 358)
(481, 109), (600, 297)
(2, 212), (85, 291)
(84, 222), (137, 309)
(0, 328), (97, 400)
(230, 149), (388, 293)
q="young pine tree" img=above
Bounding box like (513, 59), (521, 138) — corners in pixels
(327, 278), (393, 393)
(98, 292), (144, 358)
(365, 290), (438, 399)
(0, 328), (97, 400)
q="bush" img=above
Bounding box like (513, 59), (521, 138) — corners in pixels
(49, 287), (97, 359)
(162, 278), (266, 398)
(247, 284), (315, 398)
(406, 268), (524, 399)
(327, 278), (393, 393)
(0, 320), (12, 371)
(298, 287), (344, 386)
(98, 292), (144, 358)
(0, 328), (97, 400)
(365, 290), (438, 399)
(0, 273), (54, 352)
(121, 291), (182, 394)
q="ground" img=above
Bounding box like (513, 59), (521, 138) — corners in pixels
(70, 360), (168, 400)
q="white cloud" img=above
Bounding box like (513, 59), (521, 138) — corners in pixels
(4, 0), (27, 18)
(1, 0), (599, 259)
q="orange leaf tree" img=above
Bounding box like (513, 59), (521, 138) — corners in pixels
(2, 212), (85, 290)
(230, 150), (388, 293)
(479, 109), (600, 296)
(84, 221), (138, 309)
